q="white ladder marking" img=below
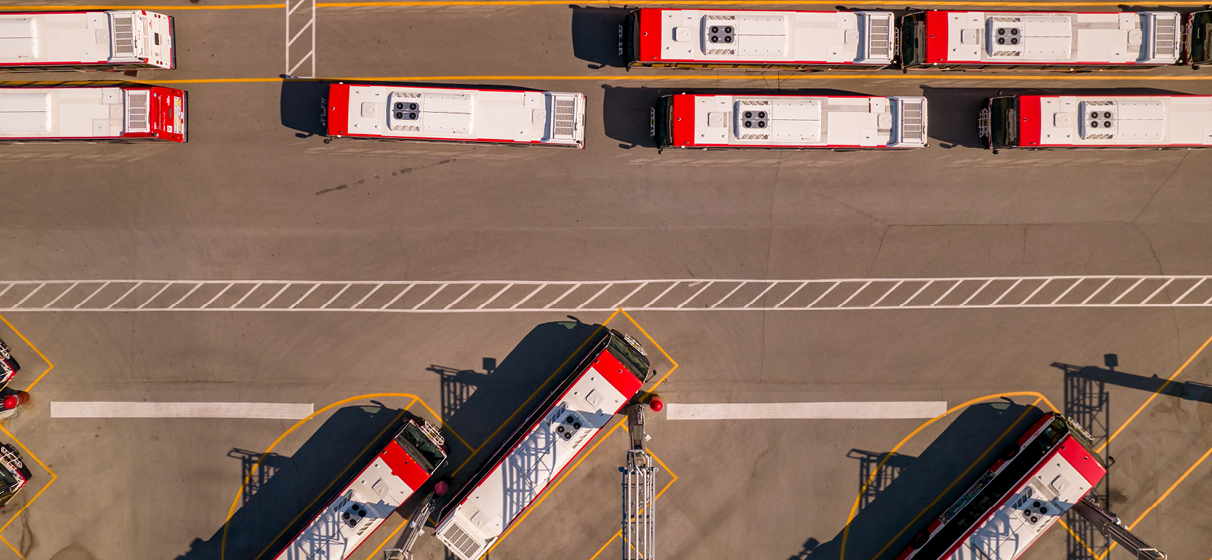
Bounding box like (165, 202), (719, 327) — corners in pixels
(42, 282), (78, 309)
(74, 282), (110, 309)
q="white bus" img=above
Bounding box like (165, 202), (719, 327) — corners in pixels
(0, 86), (186, 143)
(0, 10), (174, 71)
(325, 83), (586, 148)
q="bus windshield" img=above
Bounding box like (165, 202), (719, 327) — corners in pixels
(397, 422), (446, 472)
(1191, 11), (1212, 66)
(655, 96), (673, 147)
(987, 97), (1018, 149)
(899, 13), (926, 68)
(624, 10), (640, 64)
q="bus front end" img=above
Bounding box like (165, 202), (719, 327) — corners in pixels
(623, 9), (642, 66)
(1188, 10), (1212, 67)
(0, 337), (20, 390)
(980, 96), (1018, 150)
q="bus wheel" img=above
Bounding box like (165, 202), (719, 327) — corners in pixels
(1000, 444), (1019, 461)
(911, 530), (930, 549)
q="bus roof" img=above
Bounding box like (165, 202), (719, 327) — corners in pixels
(1019, 95), (1212, 147)
(0, 87), (128, 138)
(329, 84), (584, 146)
(669, 93), (926, 148)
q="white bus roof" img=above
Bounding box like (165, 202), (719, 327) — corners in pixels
(336, 85), (584, 147)
(676, 94), (926, 148)
(0, 11), (172, 68)
(654, 9), (893, 64)
(1029, 95), (1212, 146)
(934, 11), (1178, 65)
(0, 87), (135, 138)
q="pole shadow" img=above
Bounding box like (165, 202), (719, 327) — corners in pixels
(801, 401), (1047, 560)
(172, 404), (418, 560)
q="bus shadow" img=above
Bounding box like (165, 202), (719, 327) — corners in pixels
(601, 86), (866, 149)
(437, 320), (610, 491)
(171, 404), (415, 560)
(800, 401), (1046, 560)
(920, 86), (1192, 149)
(571, 5), (632, 69)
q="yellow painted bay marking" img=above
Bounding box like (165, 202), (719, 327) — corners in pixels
(0, 424), (57, 559)
(1096, 442), (1212, 560)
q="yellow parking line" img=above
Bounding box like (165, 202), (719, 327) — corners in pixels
(1098, 330), (1212, 454)
(0, 313), (55, 393)
(0, 424), (57, 560)
(220, 393), (453, 560)
(1096, 442), (1212, 560)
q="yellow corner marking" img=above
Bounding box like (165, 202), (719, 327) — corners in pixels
(1098, 330), (1212, 454)
(448, 308), (621, 477)
(1096, 442), (1212, 560)
(843, 392), (1052, 560)
(0, 424), (57, 560)
(220, 393), (447, 560)
(486, 420), (627, 556)
(618, 308), (679, 395)
(0, 313), (55, 393)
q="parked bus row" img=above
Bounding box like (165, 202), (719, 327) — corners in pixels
(624, 8), (1212, 71)
(8, 82), (1212, 151)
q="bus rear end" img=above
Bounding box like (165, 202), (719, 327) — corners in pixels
(121, 86), (186, 142)
(435, 328), (651, 560)
(0, 443), (30, 508)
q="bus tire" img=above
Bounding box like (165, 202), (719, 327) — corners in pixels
(911, 530), (930, 549)
(1000, 444), (1019, 461)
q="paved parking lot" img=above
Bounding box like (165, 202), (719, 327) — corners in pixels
(3, 1), (1212, 559)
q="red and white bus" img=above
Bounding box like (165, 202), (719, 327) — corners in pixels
(981, 94), (1212, 150)
(896, 413), (1107, 560)
(273, 417), (448, 560)
(900, 11), (1180, 70)
(655, 93), (927, 149)
(624, 9), (896, 70)
(0, 10), (174, 72)
(0, 86), (186, 143)
(434, 327), (652, 560)
(325, 83), (586, 148)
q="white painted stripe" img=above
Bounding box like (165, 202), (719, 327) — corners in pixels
(666, 401), (947, 420)
(51, 402), (314, 419)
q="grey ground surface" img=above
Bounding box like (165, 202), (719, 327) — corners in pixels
(2, 1), (1212, 560)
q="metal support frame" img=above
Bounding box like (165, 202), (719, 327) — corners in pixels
(285, 0), (316, 78)
(623, 404), (657, 560)
(384, 490), (439, 560)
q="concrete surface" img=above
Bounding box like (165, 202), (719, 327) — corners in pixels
(1, 1), (1211, 560)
